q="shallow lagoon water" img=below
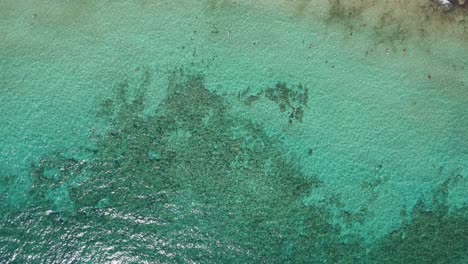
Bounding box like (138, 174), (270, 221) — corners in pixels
(1, 0), (467, 263)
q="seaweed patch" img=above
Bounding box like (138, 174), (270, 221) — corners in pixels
(320, 0), (468, 48)
(238, 82), (309, 125)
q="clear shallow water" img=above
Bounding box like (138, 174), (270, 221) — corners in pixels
(1, 0), (467, 263)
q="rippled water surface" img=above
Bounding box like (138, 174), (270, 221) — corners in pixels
(1, 0), (467, 263)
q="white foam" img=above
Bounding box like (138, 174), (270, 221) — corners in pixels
(438, 0), (452, 6)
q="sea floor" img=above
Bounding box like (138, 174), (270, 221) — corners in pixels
(1, 0), (467, 263)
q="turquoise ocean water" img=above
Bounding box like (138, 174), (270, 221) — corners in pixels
(1, 0), (467, 262)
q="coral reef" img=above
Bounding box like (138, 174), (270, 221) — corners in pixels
(1, 69), (466, 263)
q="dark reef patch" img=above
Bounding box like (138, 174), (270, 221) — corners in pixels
(322, 0), (468, 49)
(448, 0), (468, 9)
(326, 0), (366, 30)
(237, 82), (309, 125)
(0, 68), (467, 263)
(370, 205), (468, 263)
(367, 175), (468, 263)
(0, 68), (359, 263)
